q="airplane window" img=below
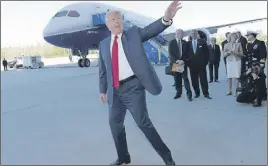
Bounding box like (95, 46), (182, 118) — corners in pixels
(68, 10), (80, 17)
(54, 11), (68, 17)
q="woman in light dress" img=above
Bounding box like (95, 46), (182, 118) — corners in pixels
(223, 32), (244, 96)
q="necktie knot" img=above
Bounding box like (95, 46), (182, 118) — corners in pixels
(114, 35), (118, 40)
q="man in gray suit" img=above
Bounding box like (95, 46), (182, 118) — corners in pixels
(99, 1), (182, 165)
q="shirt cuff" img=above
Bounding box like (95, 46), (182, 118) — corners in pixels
(162, 17), (172, 26)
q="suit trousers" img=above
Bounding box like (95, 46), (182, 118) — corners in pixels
(208, 62), (219, 81)
(189, 66), (209, 96)
(236, 91), (257, 104)
(174, 66), (192, 97)
(109, 77), (172, 162)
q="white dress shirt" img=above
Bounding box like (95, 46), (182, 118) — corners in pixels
(110, 18), (172, 81)
(110, 33), (134, 81)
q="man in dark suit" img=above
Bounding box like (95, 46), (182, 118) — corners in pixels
(168, 29), (192, 101)
(236, 31), (248, 73)
(208, 37), (221, 83)
(185, 30), (212, 99)
(98, 1), (181, 165)
(221, 32), (230, 72)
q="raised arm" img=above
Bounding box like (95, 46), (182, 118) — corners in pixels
(139, 1), (182, 42)
(98, 44), (107, 94)
(139, 18), (172, 42)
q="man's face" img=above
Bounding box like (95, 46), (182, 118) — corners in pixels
(236, 32), (241, 38)
(191, 30), (198, 39)
(211, 38), (216, 45)
(175, 29), (183, 39)
(106, 11), (123, 35)
(246, 34), (254, 41)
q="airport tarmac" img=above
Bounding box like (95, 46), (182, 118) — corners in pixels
(1, 61), (267, 165)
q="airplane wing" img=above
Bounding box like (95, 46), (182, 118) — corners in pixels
(162, 17), (267, 42)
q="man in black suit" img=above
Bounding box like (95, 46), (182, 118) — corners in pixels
(186, 30), (212, 99)
(208, 37), (221, 83)
(236, 31), (248, 74)
(221, 32), (230, 72)
(168, 29), (192, 101)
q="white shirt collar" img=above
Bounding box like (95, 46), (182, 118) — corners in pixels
(111, 33), (122, 39)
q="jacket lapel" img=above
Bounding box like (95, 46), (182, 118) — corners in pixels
(121, 31), (131, 59)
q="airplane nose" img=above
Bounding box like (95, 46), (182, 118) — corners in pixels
(43, 18), (75, 38)
(43, 24), (50, 38)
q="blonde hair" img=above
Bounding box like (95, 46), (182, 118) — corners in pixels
(228, 32), (237, 43)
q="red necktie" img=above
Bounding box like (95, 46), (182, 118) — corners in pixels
(112, 35), (119, 88)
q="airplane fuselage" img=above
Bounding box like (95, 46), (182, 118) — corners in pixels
(43, 2), (175, 52)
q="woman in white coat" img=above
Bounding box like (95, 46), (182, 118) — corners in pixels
(223, 32), (244, 96)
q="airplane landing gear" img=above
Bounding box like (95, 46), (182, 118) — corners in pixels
(71, 48), (91, 68)
(78, 57), (90, 67)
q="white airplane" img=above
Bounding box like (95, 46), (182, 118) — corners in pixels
(43, 2), (267, 67)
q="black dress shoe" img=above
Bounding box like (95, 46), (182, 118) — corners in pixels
(188, 97), (193, 101)
(209, 80), (213, 83)
(165, 160), (176, 165)
(204, 95), (212, 99)
(215, 80), (220, 83)
(194, 94), (200, 98)
(110, 157), (131, 165)
(253, 103), (262, 107)
(174, 94), (181, 99)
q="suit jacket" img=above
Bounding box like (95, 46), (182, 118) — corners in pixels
(237, 36), (248, 55)
(208, 44), (221, 64)
(168, 39), (187, 65)
(223, 42), (244, 61)
(185, 39), (209, 68)
(246, 39), (267, 61)
(99, 18), (171, 105)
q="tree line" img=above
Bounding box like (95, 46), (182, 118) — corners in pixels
(1, 32), (267, 61)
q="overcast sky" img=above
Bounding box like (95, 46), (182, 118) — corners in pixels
(1, 1), (267, 47)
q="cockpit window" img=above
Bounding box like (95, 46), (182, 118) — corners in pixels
(54, 11), (68, 17)
(67, 10), (80, 17)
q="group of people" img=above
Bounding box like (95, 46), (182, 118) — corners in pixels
(168, 28), (267, 107)
(169, 29), (213, 101)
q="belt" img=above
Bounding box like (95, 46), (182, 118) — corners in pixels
(119, 75), (136, 85)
